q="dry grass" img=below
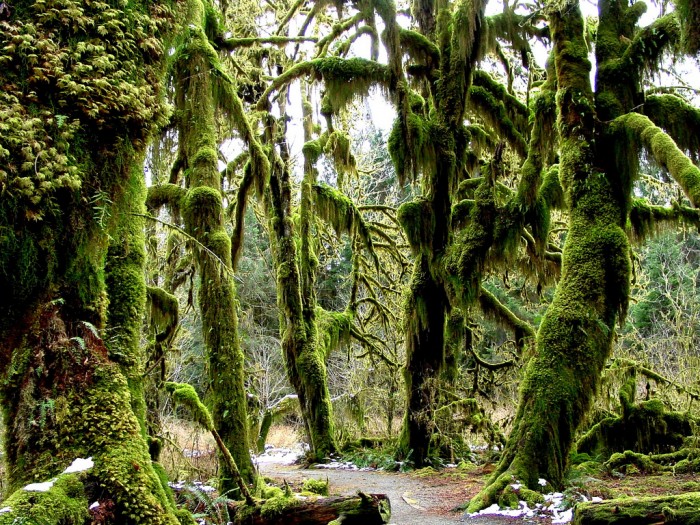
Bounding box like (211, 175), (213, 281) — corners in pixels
(161, 417), (218, 482)
(265, 423), (303, 448)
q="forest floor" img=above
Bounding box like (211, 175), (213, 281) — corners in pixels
(257, 452), (700, 525)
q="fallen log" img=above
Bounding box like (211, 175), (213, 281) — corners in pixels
(230, 492), (391, 525)
(574, 492), (700, 524)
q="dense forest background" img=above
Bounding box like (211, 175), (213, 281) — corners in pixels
(1, 0), (700, 521)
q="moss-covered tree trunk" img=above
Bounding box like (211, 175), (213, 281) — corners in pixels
(0, 0), (184, 519)
(173, 0), (256, 492)
(264, 97), (338, 460)
(469, 0), (631, 509)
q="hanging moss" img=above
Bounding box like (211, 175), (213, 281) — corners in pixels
(676, 0), (700, 54)
(397, 197), (434, 255)
(472, 70), (529, 133)
(316, 308), (352, 360)
(312, 183), (376, 264)
(468, 86), (527, 157)
(147, 286), (179, 343)
(257, 57), (390, 113)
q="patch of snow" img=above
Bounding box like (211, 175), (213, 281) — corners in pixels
(63, 457), (94, 474)
(538, 478), (548, 486)
(510, 482), (522, 490)
(0, 507), (11, 514)
(254, 446), (305, 466)
(24, 479), (56, 492)
(89, 501), (100, 510)
(169, 480), (216, 494)
(468, 488), (588, 524)
(552, 508), (573, 523)
(592, 496), (603, 503)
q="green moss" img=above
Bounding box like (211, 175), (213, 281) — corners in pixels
(611, 113), (700, 206)
(302, 478), (329, 496)
(260, 495), (300, 518)
(397, 197), (433, 255)
(574, 492), (700, 525)
(0, 475), (89, 525)
(165, 382), (214, 431)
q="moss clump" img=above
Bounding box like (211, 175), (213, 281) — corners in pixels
(260, 495), (300, 518)
(302, 478), (329, 496)
(0, 475), (88, 525)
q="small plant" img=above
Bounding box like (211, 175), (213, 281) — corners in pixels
(178, 484), (233, 525)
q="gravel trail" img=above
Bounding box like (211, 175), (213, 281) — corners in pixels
(258, 462), (544, 525)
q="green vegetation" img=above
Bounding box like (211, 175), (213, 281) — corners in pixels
(2, 0), (700, 521)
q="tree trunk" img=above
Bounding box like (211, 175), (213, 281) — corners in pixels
(469, 0), (631, 510)
(0, 0), (185, 520)
(398, 256), (447, 466)
(174, 0), (256, 492)
(230, 493), (391, 525)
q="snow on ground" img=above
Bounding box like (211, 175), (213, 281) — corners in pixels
(252, 443), (307, 466)
(468, 485), (604, 524)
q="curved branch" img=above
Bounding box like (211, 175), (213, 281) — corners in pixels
(478, 286), (535, 341)
(629, 197), (700, 241)
(612, 112), (700, 206)
(256, 57), (390, 111)
(642, 94), (700, 161)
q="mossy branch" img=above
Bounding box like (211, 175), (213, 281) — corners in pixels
(609, 357), (700, 401)
(628, 198), (700, 241)
(255, 57), (390, 111)
(231, 163), (254, 271)
(219, 35), (319, 50)
(642, 94), (700, 160)
(612, 113), (700, 206)
(468, 85), (528, 157)
(472, 70), (529, 130)
(146, 184), (186, 214)
(621, 13), (681, 76)
(315, 13), (364, 56)
(398, 28), (440, 64)
(478, 286), (535, 341)
(165, 382), (254, 504)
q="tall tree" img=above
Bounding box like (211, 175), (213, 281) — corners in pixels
(146, 0), (259, 493)
(470, 0), (700, 508)
(0, 0), (187, 521)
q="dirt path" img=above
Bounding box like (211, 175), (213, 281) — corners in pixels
(258, 462), (543, 525)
